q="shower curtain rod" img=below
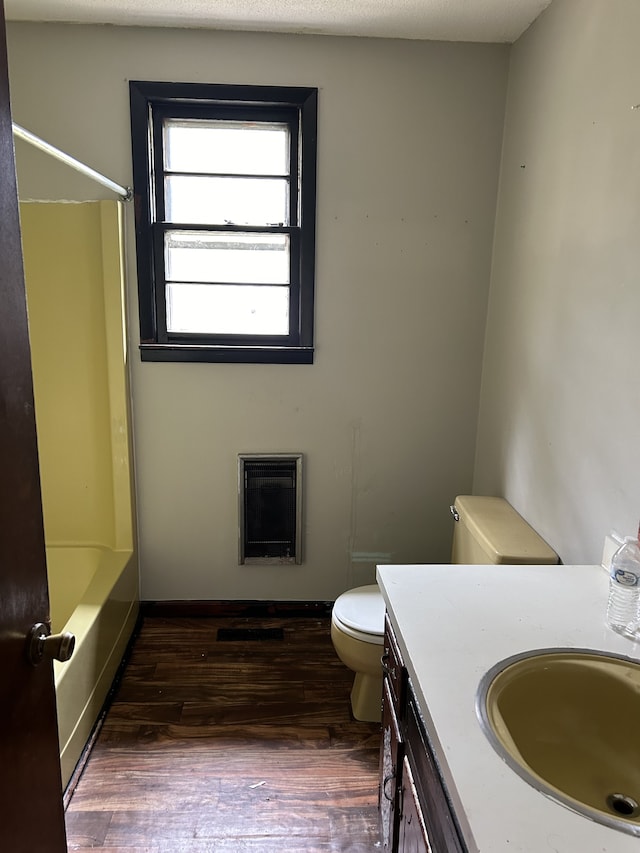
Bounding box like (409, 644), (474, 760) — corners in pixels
(12, 122), (133, 201)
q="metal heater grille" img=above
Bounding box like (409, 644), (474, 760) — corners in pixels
(238, 454), (303, 564)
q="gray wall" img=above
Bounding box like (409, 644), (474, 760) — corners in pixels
(7, 23), (508, 598)
(474, 0), (640, 564)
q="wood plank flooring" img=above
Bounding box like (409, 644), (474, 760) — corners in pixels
(64, 614), (382, 852)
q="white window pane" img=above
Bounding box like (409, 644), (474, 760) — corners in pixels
(166, 283), (289, 335)
(165, 232), (290, 285)
(164, 119), (289, 176)
(165, 176), (288, 226)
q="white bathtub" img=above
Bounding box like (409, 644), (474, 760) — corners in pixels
(48, 545), (139, 788)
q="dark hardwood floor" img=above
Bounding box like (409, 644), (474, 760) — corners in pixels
(64, 613), (382, 852)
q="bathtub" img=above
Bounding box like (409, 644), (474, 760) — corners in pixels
(48, 545), (139, 789)
(21, 201), (139, 788)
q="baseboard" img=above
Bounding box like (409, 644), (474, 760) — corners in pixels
(141, 600), (334, 618)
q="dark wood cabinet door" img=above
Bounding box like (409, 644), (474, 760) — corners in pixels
(380, 677), (404, 850)
(405, 690), (466, 853)
(398, 756), (432, 853)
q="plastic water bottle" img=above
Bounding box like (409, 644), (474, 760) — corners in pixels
(606, 532), (640, 638)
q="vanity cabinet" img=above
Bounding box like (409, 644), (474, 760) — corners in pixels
(380, 614), (467, 853)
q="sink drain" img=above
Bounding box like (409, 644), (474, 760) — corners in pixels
(606, 793), (640, 819)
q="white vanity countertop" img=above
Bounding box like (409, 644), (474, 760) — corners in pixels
(376, 562), (640, 853)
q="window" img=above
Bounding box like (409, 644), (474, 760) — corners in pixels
(129, 82), (318, 363)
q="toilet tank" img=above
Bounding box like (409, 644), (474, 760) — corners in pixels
(451, 495), (558, 565)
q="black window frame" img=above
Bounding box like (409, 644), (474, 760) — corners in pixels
(129, 81), (318, 364)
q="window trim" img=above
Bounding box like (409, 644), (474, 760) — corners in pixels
(129, 81), (317, 364)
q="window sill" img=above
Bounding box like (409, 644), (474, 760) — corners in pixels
(139, 343), (314, 364)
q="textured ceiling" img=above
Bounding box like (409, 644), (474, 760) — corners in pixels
(4, 0), (553, 43)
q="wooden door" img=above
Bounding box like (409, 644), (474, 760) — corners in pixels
(0, 1), (68, 850)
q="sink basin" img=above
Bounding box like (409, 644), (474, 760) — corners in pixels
(476, 648), (640, 836)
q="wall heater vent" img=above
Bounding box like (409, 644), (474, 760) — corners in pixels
(238, 454), (303, 565)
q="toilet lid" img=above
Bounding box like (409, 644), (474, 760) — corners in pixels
(333, 584), (385, 637)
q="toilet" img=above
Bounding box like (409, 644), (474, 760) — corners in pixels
(331, 495), (558, 722)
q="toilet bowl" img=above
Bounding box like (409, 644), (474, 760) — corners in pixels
(331, 496), (558, 723)
(330, 584), (386, 722)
